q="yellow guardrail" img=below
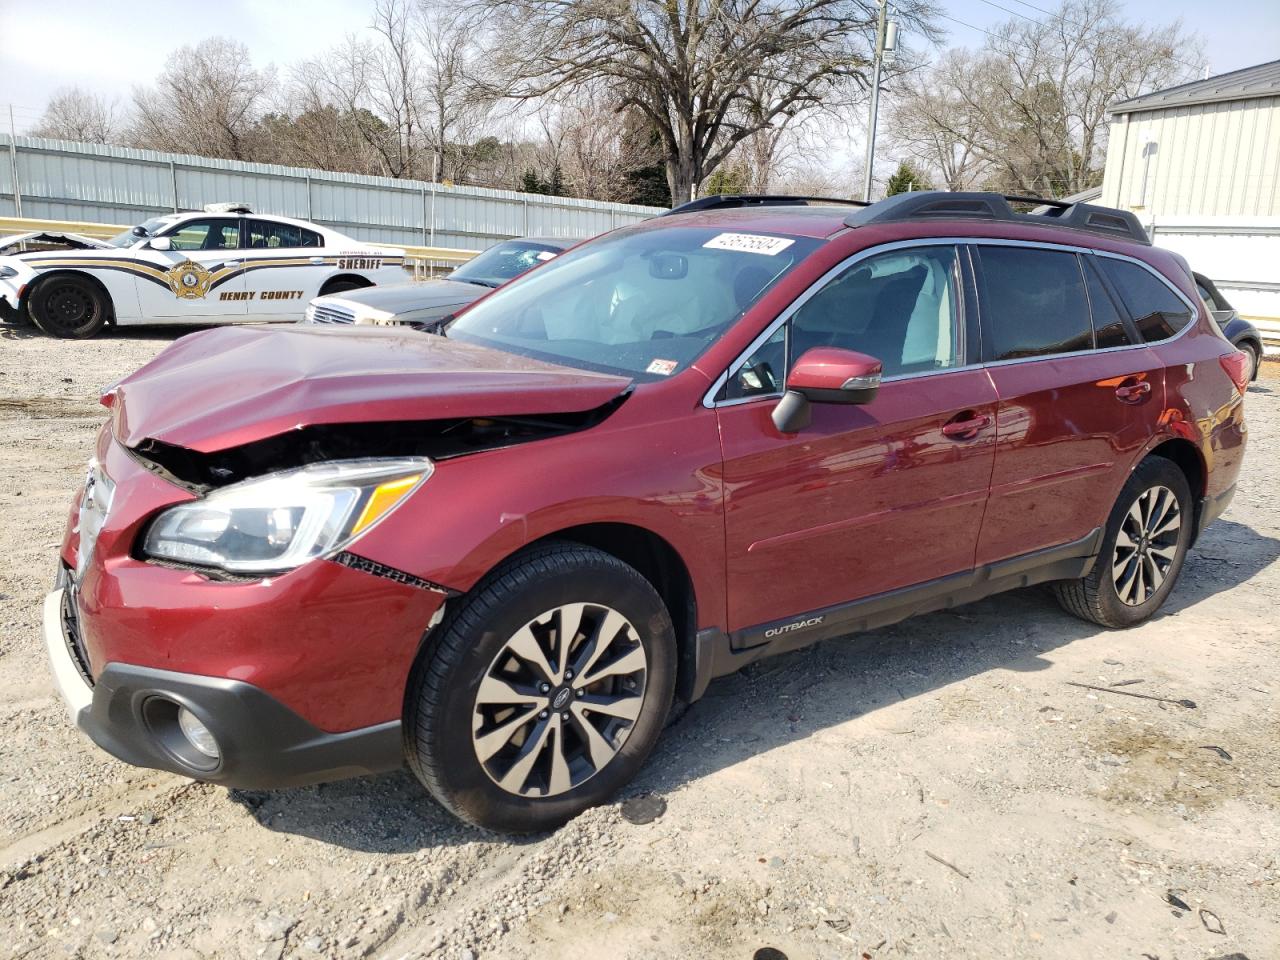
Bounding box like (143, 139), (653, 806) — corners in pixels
(0, 216), (476, 278)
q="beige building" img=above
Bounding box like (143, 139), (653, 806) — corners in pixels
(1101, 59), (1280, 342)
(1102, 59), (1280, 217)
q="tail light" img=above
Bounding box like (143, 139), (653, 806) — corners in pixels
(1219, 351), (1250, 393)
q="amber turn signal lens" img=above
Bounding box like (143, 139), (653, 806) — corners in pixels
(351, 475), (422, 535)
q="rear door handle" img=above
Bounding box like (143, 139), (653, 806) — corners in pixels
(942, 413), (991, 439)
(310, 256), (325, 265)
(1115, 380), (1152, 402)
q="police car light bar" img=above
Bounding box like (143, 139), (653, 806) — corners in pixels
(203, 202), (253, 214)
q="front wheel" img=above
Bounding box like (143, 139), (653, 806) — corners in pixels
(1054, 456), (1193, 628)
(404, 542), (676, 833)
(29, 275), (109, 339)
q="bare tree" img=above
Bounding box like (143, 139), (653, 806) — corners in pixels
(466, 0), (938, 204)
(417, 1), (493, 182)
(129, 38), (275, 160)
(890, 0), (1201, 196)
(31, 87), (121, 144)
(888, 52), (991, 191)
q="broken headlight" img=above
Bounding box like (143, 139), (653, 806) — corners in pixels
(142, 458), (431, 574)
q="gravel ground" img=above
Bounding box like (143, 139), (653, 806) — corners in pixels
(1, 323), (1277, 960)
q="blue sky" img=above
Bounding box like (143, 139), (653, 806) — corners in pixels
(0, 0), (1276, 133)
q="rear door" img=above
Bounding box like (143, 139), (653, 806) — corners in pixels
(717, 242), (999, 638)
(240, 218), (327, 319)
(972, 243), (1162, 566)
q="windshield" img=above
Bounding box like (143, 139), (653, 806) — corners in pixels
(449, 239), (565, 288)
(106, 216), (174, 249)
(447, 226), (820, 379)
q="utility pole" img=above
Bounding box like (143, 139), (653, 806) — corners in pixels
(7, 105), (21, 217)
(862, 1), (897, 203)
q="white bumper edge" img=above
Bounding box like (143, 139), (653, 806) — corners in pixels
(43, 588), (94, 724)
(0, 279), (21, 308)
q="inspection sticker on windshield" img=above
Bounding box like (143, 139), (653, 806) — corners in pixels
(535, 250), (557, 261)
(703, 232), (795, 256)
(646, 358), (678, 376)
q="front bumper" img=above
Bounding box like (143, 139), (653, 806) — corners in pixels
(44, 582), (404, 788)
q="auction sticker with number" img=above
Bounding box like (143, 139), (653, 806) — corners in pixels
(646, 358), (678, 376)
(703, 233), (796, 256)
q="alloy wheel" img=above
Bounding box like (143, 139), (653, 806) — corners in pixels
(471, 603), (648, 798)
(1112, 484), (1181, 606)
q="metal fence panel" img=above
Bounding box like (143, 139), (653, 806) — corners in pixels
(0, 135), (661, 251)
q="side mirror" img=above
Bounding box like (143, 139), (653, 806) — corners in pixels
(772, 347), (883, 433)
(148, 236), (172, 251)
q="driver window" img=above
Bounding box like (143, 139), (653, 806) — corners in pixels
(166, 219), (241, 252)
(728, 245), (961, 399)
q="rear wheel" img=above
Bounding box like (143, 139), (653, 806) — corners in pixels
(404, 542), (676, 833)
(1054, 456), (1193, 628)
(30, 275), (109, 339)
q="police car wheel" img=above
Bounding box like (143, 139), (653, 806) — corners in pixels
(31, 275), (108, 339)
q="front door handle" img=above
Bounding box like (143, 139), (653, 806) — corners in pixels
(942, 413), (992, 440)
(310, 256), (325, 265)
(1115, 380), (1152, 403)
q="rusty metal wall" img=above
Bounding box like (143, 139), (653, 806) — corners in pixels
(0, 136), (662, 250)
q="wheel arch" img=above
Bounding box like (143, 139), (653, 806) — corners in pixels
(319, 273), (373, 296)
(1145, 437), (1207, 541)
(534, 523), (698, 704)
(26, 269), (116, 322)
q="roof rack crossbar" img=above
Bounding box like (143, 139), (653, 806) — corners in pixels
(842, 191), (1149, 245)
(662, 194), (871, 217)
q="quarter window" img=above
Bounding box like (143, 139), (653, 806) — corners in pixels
(1097, 258), (1193, 342)
(977, 247), (1092, 361)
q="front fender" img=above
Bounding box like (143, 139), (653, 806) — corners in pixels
(349, 408), (728, 633)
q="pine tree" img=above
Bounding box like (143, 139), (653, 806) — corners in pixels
(885, 162), (932, 196)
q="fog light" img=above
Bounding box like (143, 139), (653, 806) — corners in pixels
(177, 707), (220, 760)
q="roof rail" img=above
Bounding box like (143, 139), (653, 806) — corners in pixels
(843, 191), (1149, 245)
(662, 194), (871, 217)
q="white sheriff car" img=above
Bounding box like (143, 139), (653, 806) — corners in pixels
(0, 204), (407, 338)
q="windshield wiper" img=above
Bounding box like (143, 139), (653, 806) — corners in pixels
(456, 277), (499, 289)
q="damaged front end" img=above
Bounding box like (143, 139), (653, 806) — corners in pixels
(127, 398), (629, 493)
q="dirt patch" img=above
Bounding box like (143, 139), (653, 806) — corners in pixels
(1094, 724), (1279, 813)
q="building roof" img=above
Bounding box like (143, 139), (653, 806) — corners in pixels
(1110, 59), (1280, 115)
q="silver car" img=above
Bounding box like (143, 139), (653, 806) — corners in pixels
(303, 237), (572, 331)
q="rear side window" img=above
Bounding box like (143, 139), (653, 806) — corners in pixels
(246, 219), (323, 249)
(1097, 258), (1193, 342)
(1082, 258), (1132, 349)
(977, 247), (1092, 361)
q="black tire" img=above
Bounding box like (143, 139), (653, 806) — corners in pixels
(1054, 456), (1193, 628)
(29, 274), (109, 339)
(404, 541), (677, 833)
(320, 278), (368, 296)
(1239, 341), (1259, 382)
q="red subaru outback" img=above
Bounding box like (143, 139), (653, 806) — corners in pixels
(45, 193), (1248, 832)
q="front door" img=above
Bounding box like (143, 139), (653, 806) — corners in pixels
(717, 243), (998, 639)
(134, 217), (247, 320)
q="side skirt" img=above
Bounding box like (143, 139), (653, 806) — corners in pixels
(682, 527), (1102, 703)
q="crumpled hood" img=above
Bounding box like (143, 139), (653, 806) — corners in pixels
(109, 325), (632, 453)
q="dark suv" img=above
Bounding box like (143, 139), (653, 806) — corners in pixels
(44, 192), (1249, 832)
